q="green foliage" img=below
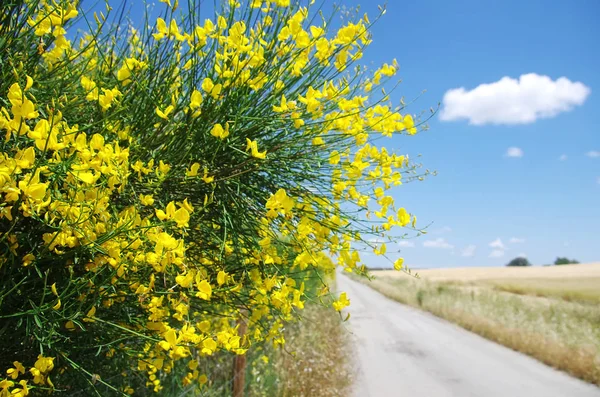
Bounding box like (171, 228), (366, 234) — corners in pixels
(506, 257), (532, 267)
(554, 257), (579, 265)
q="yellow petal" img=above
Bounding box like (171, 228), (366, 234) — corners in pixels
(164, 328), (178, 347)
(74, 171), (95, 184)
(394, 258), (404, 271)
(173, 207), (190, 228)
(25, 75), (34, 91)
(217, 270), (226, 286)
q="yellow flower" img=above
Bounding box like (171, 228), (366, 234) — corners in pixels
(394, 258), (404, 271)
(71, 170), (96, 184)
(98, 87), (121, 111)
(217, 270), (227, 286)
(140, 194), (155, 206)
(159, 329), (179, 351)
(34, 355), (54, 374)
(403, 114), (417, 135)
(176, 270), (195, 288)
(329, 151), (340, 165)
(273, 94), (295, 112)
(153, 18), (169, 40)
(245, 138), (266, 159)
(373, 243), (386, 256)
(156, 105), (174, 119)
(201, 168), (214, 183)
(202, 78), (222, 99)
(6, 361), (25, 379)
(195, 278), (212, 300)
(397, 208), (410, 226)
(186, 163), (201, 177)
(190, 89), (203, 110)
(22, 253), (35, 267)
(173, 207), (190, 228)
(311, 136), (324, 146)
(201, 338), (217, 355)
(210, 123), (229, 140)
(333, 292), (350, 311)
(83, 306), (97, 323)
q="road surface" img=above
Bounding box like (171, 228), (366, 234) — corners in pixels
(338, 274), (600, 397)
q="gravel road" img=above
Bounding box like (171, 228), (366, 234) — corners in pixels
(338, 274), (600, 397)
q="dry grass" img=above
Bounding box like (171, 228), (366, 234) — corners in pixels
(362, 270), (600, 386)
(247, 303), (352, 397)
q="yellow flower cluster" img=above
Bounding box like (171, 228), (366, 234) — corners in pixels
(1, 0), (428, 394)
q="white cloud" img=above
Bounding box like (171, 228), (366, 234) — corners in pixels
(489, 238), (505, 250)
(398, 240), (415, 248)
(587, 151), (600, 158)
(509, 237), (525, 244)
(505, 147), (524, 158)
(433, 226), (453, 234)
(517, 253), (528, 258)
(439, 73), (590, 125)
(461, 245), (476, 257)
(489, 250), (505, 258)
(559, 154), (568, 161)
(423, 238), (454, 249)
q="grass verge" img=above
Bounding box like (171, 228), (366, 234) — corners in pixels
(246, 303), (353, 397)
(360, 275), (600, 386)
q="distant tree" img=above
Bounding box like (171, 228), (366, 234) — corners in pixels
(506, 257), (532, 267)
(554, 257), (580, 265)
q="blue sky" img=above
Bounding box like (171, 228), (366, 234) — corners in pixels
(351, 0), (599, 267)
(86, 0), (598, 268)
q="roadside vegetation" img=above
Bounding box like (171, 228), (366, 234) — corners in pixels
(247, 301), (353, 397)
(0, 0), (425, 394)
(183, 293), (353, 397)
(362, 264), (600, 386)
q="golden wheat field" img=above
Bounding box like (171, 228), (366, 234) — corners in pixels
(379, 262), (600, 303)
(381, 262), (600, 281)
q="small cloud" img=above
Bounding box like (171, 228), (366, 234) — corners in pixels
(439, 73), (591, 125)
(505, 147), (524, 158)
(489, 250), (505, 258)
(423, 238), (454, 249)
(509, 237), (525, 244)
(461, 245), (476, 257)
(517, 253), (527, 258)
(433, 226), (453, 234)
(559, 154), (568, 161)
(586, 151), (600, 158)
(489, 238), (505, 250)
(398, 240), (415, 248)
